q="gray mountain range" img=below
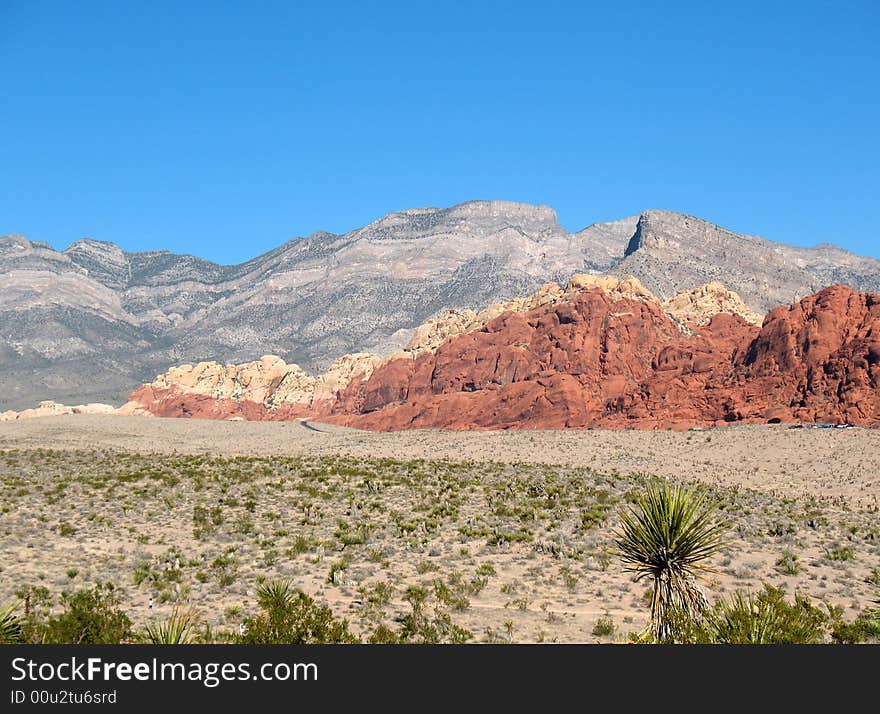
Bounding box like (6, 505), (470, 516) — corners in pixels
(2, 201), (878, 409)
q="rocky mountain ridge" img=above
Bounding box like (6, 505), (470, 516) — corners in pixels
(6, 280), (879, 431)
(2, 201), (878, 409)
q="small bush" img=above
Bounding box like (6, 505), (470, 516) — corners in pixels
(592, 615), (615, 637)
(57, 522), (77, 537)
(776, 551), (801, 575)
(667, 585), (829, 644)
(827, 546), (855, 562)
(832, 601), (880, 644)
(235, 580), (357, 644)
(34, 583), (132, 644)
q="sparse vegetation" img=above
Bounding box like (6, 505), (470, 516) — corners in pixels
(0, 447), (876, 644)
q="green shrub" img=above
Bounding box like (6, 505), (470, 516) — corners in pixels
(327, 559), (349, 584)
(367, 623), (402, 644)
(832, 601), (880, 644)
(592, 615), (615, 637)
(432, 579), (470, 612)
(235, 580), (357, 644)
(827, 546), (855, 562)
(776, 551), (801, 575)
(57, 522), (77, 537)
(667, 585), (829, 644)
(0, 602), (24, 644)
(288, 535), (310, 555)
(35, 583), (132, 644)
(143, 608), (200, 644)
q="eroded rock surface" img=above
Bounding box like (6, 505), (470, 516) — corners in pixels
(119, 282), (880, 431)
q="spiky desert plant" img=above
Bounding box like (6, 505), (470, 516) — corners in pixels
(143, 607), (200, 644)
(614, 481), (726, 641)
(236, 579), (358, 644)
(256, 579), (294, 611)
(0, 601), (24, 644)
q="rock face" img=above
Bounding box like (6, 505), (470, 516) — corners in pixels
(321, 284), (880, 430)
(661, 283), (764, 328)
(120, 276), (662, 420)
(120, 282), (880, 430)
(324, 290), (761, 430)
(3, 202), (879, 410)
(402, 275), (654, 356)
(732, 287), (880, 425)
(0, 400), (120, 422)
(611, 210), (880, 311)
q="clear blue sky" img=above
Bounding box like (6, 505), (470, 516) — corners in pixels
(1, 1), (878, 264)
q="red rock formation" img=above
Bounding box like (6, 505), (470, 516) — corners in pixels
(123, 385), (314, 421)
(323, 285), (880, 430)
(732, 286), (880, 425)
(324, 290), (759, 430)
(125, 284), (880, 430)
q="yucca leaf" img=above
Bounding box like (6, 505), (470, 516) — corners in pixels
(0, 602), (24, 644)
(143, 607), (200, 644)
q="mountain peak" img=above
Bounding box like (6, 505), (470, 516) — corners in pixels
(444, 199), (558, 223)
(359, 200), (561, 240)
(62, 238), (129, 289)
(0, 234), (32, 256)
(64, 237), (123, 252)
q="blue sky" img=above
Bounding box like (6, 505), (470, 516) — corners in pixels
(1, 1), (878, 263)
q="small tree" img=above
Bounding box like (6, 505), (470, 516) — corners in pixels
(614, 481), (726, 641)
(397, 585), (472, 644)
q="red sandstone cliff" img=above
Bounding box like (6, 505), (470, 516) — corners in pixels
(121, 283), (880, 430)
(322, 285), (880, 430)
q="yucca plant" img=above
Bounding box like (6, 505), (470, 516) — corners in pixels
(236, 579), (358, 644)
(143, 607), (200, 644)
(256, 580), (294, 611)
(0, 601), (24, 644)
(614, 481), (726, 641)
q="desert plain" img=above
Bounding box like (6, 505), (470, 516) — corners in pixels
(1, 415), (878, 642)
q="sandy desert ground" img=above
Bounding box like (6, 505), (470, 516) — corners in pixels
(1, 415), (878, 642)
(2, 415), (878, 506)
